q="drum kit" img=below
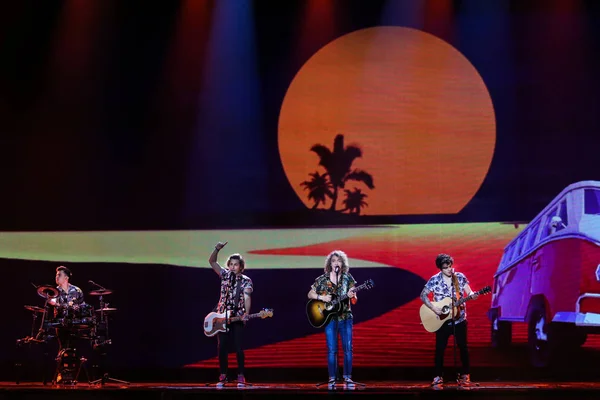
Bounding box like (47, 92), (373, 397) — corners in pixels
(17, 282), (127, 386)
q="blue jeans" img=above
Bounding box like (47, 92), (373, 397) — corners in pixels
(324, 318), (353, 379)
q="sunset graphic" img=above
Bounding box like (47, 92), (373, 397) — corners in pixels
(278, 27), (497, 215)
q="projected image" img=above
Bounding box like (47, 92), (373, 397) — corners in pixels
(278, 27), (496, 216)
(7, 218), (599, 371)
(490, 181), (600, 367)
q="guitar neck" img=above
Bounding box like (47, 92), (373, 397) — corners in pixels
(333, 283), (367, 305)
(229, 312), (262, 323)
(455, 289), (484, 307)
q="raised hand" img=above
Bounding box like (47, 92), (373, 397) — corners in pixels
(215, 241), (228, 250)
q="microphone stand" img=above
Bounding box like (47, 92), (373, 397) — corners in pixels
(316, 267), (341, 389)
(207, 271), (236, 387)
(451, 272), (459, 385)
(339, 268), (365, 389)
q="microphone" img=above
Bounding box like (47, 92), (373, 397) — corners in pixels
(89, 280), (106, 289)
(334, 266), (340, 273)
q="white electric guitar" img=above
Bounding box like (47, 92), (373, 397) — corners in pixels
(203, 308), (274, 337)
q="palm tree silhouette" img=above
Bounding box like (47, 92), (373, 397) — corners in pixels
(342, 188), (369, 215)
(310, 134), (374, 211)
(300, 171), (333, 209)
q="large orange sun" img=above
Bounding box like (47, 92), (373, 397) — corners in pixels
(278, 27), (496, 215)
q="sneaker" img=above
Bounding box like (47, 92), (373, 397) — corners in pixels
(237, 374), (246, 388)
(344, 377), (356, 389)
(327, 378), (336, 389)
(458, 374), (474, 388)
(216, 374), (227, 388)
(431, 376), (443, 390)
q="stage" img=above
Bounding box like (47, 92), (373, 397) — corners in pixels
(2, 381), (600, 399)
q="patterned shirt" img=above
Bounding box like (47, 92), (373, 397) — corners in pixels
(424, 272), (470, 325)
(311, 272), (357, 321)
(53, 284), (85, 318)
(217, 269), (253, 317)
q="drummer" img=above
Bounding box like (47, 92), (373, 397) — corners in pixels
(48, 266), (85, 349)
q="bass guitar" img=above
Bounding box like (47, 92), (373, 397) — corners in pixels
(419, 286), (491, 332)
(204, 308), (274, 337)
(306, 279), (374, 328)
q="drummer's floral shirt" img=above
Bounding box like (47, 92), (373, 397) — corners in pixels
(54, 284), (85, 317)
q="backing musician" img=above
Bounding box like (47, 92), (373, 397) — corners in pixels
(48, 265), (85, 350)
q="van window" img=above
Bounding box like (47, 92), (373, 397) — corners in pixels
(585, 189), (600, 215)
(540, 206), (559, 240)
(526, 221), (540, 249)
(514, 235), (526, 258)
(556, 200), (568, 231)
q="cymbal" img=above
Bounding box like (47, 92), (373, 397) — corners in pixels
(95, 308), (117, 313)
(89, 289), (113, 296)
(37, 285), (58, 299)
(24, 305), (45, 313)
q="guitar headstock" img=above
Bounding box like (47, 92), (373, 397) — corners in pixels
(259, 308), (274, 318)
(479, 286), (491, 296)
(362, 279), (375, 290)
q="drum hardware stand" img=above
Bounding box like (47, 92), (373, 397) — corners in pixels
(88, 281), (129, 386)
(52, 347), (90, 386)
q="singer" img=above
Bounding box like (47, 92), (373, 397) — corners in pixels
(420, 253), (477, 389)
(208, 241), (253, 388)
(307, 250), (358, 388)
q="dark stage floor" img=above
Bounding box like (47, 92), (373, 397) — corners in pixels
(2, 381), (600, 400)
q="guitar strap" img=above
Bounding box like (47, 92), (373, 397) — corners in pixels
(232, 277), (244, 314)
(452, 274), (462, 300)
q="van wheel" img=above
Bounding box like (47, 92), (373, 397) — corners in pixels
(490, 310), (512, 348)
(528, 303), (553, 367)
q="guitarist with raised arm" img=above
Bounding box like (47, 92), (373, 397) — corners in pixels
(307, 250), (358, 389)
(420, 253), (478, 390)
(208, 241), (253, 388)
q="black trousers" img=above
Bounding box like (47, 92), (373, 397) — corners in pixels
(217, 321), (245, 376)
(434, 320), (469, 378)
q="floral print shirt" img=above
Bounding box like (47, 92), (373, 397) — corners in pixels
(311, 272), (357, 321)
(53, 284), (85, 318)
(217, 269), (253, 317)
(424, 271), (470, 325)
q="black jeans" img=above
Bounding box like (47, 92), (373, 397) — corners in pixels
(434, 320), (469, 378)
(217, 321), (245, 376)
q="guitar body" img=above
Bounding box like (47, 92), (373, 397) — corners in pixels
(419, 286), (491, 332)
(204, 308), (274, 337)
(203, 311), (231, 337)
(306, 298), (343, 328)
(419, 297), (461, 333)
(305, 279), (375, 328)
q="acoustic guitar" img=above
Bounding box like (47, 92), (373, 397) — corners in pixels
(419, 286), (491, 332)
(306, 279), (374, 328)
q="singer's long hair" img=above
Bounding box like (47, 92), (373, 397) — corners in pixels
(435, 253), (454, 270)
(227, 253), (246, 272)
(324, 250), (350, 274)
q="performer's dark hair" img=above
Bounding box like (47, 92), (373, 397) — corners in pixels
(56, 265), (72, 279)
(435, 253), (454, 270)
(227, 254), (246, 271)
